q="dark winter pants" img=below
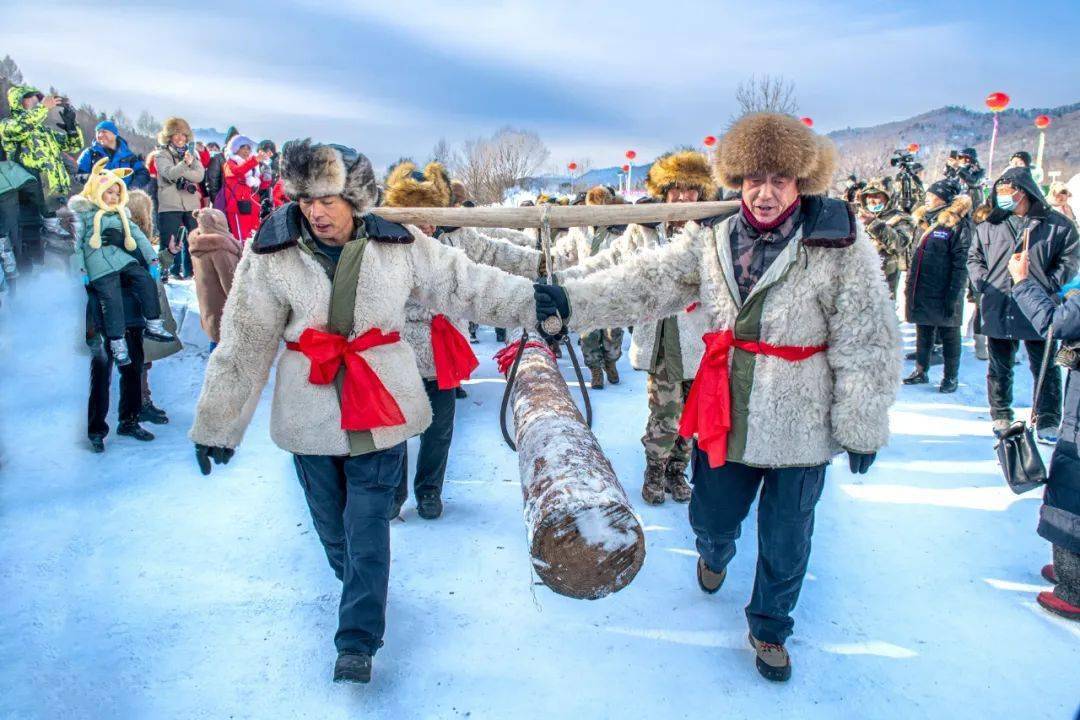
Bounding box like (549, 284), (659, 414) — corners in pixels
(292, 444), (406, 656)
(158, 210), (196, 278)
(986, 337), (1062, 429)
(395, 379), (456, 507)
(916, 325), (961, 379)
(90, 265), (161, 339)
(87, 328), (145, 438)
(689, 450), (826, 645)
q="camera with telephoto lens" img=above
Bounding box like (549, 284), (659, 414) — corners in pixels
(889, 150), (923, 174)
(1056, 342), (1080, 370)
(175, 178), (198, 194)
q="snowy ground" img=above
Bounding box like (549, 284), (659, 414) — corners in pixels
(1, 268), (1077, 720)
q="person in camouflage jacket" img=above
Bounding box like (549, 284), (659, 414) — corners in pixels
(0, 84), (84, 209)
(854, 177), (914, 299)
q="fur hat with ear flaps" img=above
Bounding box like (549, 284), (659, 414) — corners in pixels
(585, 185), (624, 206)
(714, 112), (837, 196)
(157, 116), (193, 146)
(280, 139), (379, 217)
(382, 161), (452, 208)
(646, 150), (716, 200)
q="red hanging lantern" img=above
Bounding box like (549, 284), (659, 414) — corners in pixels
(567, 162), (577, 172)
(985, 92), (1010, 112)
(703, 135), (717, 147)
(1034, 114), (1051, 129)
(625, 150), (637, 160)
(621, 164), (630, 172)
(800, 117), (813, 127)
(907, 143), (920, 153)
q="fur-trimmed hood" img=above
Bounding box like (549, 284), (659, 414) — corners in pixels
(157, 116), (193, 146)
(383, 161), (452, 208)
(646, 151), (716, 200)
(912, 194), (972, 230)
(855, 177), (893, 206)
(279, 139), (378, 217)
(715, 112), (836, 195)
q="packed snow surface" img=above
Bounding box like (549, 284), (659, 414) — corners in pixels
(1, 270), (1077, 719)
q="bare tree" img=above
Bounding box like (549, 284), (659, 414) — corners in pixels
(135, 110), (158, 138)
(456, 127), (550, 204)
(429, 138), (458, 171)
(0, 55), (23, 84)
(110, 108), (132, 132)
(734, 74), (798, 117)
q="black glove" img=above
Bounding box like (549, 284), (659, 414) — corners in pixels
(58, 103), (78, 133)
(847, 451), (876, 474)
(196, 443), (234, 476)
(534, 282), (570, 342)
(101, 227), (125, 249)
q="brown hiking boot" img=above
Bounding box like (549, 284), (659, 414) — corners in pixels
(697, 556), (726, 594)
(665, 462), (691, 503)
(590, 367), (605, 389)
(604, 360), (620, 385)
(641, 462), (666, 505)
(748, 634), (792, 682)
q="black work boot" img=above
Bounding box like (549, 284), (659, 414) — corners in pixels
(939, 376), (958, 393)
(117, 422), (155, 441)
(89, 435), (105, 453)
(416, 494), (443, 520)
(140, 401), (169, 424)
(903, 367), (929, 385)
(333, 651), (372, 684)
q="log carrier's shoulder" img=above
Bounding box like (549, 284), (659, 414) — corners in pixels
(251, 202), (303, 254)
(363, 213), (415, 244)
(800, 196), (856, 248)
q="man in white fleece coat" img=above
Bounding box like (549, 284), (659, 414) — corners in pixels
(536, 113), (900, 682)
(189, 140), (536, 685)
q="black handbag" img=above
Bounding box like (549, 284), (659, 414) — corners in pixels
(994, 327), (1054, 494)
(236, 199), (254, 215)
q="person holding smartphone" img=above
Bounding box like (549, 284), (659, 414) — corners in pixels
(154, 117), (203, 279)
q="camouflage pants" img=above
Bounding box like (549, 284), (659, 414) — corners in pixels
(643, 355), (693, 467)
(580, 327), (623, 369)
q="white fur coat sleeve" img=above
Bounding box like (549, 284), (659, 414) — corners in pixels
(561, 231), (701, 332)
(824, 231), (901, 453)
(189, 248), (289, 449)
(557, 225), (639, 281)
(448, 227), (541, 278)
(481, 227), (538, 248)
(407, 228), (535, 328)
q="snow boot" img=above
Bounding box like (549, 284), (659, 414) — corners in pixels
(664, 461), (692, 503)
(749, 634), (792, 682)
(109, 338), (132, 366)
(992, 419), (1011, 438)
(117, 421), (155, 442)
(697, 556), (726, 594)
(333, 651), (373, 684)
(455, 386), (468, 400)
(1042, 564), (1058, 584)
(903, 367), (929, 385)
(140, 401), (169, 425)
(589, 367), (605, 390)
(939, 376), (958, 393)
(1036, 591), (1080, 621)
(974, 334), (989, 361)
(604, 360), (620, 385)
(416, 494), (443, 520)
(89, 435), (105, 453)
(143, 318), (177, 343)
(641, 461), (666, 505)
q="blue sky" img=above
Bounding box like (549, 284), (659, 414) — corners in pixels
(5, 0), (1079, 171)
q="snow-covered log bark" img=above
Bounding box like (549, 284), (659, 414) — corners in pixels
(506, 337), (646, 599)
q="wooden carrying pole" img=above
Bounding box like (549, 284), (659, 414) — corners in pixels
(371, 200), (740, 229)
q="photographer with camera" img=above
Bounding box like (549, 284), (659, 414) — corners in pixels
(154, 117), (204, 280)
(889, 149), (925, 214)
(946, 147), (986, 209)
(0, 84), (83, 210)
(855, 177), (915, 299)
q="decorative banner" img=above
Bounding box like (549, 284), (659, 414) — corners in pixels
(621, 164), (630, 172)
(800, 117), (814, 127)
(1034, 115), (1051, 129)
(703, 135), (717, 147)
(625, 150), (637, 160)
(1035, 116), (1051, 181)
(567, 162), (578, 171)
(625, 150), (636, 191)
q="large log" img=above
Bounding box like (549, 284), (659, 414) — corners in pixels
(506, 338), (646, 599)
(372, 200), (739, 229)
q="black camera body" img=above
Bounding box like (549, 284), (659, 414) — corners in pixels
(175, 178), (199, 194)
(890, 150), (923, 174)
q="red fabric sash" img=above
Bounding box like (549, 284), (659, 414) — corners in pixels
(430, 315), (479, 390)
(493, 338), (557, 375)
(285, 327), (406, 432)
(678, 329), (827, 468)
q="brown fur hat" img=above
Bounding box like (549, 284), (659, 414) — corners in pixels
(126, 189), (155, 240)
(280, 139), (378, 216)
(383, 161), (452, 208)
(646, 150), (716, 200)
(714, 112), (836, 196)
(157, 116), (193, 146)
(585, 185), (624, 206)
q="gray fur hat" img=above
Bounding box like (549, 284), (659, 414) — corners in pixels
(280, 139), (378, 216)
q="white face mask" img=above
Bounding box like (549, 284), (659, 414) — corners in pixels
(867, 201), (886, 213)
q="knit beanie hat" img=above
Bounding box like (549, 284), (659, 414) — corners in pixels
(926, 178), (962, 205)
